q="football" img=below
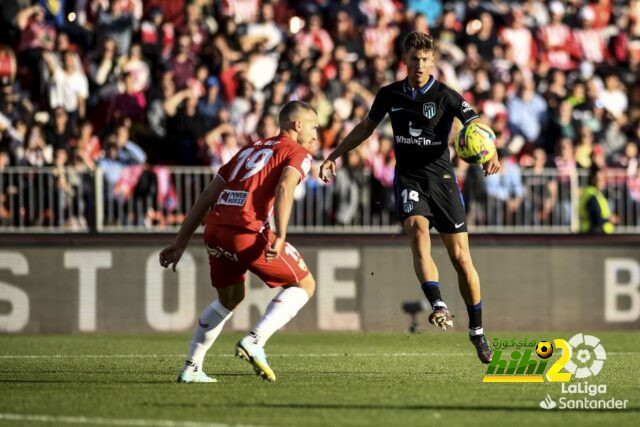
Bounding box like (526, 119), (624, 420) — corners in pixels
(536, 341), (554, 359)
(454, 122), (497, 164)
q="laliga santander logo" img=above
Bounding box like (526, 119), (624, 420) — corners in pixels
(564, 333), (607, 379)
(537, 335), (623, 411)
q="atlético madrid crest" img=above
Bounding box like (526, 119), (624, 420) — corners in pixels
(423, 102), (436, 119)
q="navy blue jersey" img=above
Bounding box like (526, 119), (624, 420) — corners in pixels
(368, 77), (479, 176)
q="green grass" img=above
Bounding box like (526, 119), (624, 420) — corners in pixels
(0, 332), (639, 426)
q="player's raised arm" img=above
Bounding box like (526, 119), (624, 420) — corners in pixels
(320, 118), (377, 182)
(266, 167), (301, 261)
(159, 175), (226, 271)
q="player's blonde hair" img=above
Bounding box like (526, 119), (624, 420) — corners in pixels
(278, 101), (317, 129)
(402, 31), (435, 55)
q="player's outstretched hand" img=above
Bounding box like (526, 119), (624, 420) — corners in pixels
(159, 242), (185, 272)
(265, 237), (285, 262)
(483, 154), (501, 176)
(320, 159), (336, 183)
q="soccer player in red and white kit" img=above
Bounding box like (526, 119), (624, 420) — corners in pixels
(159, 101), (318, 383)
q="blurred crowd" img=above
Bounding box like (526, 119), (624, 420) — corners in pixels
(1, 0), (640, 229)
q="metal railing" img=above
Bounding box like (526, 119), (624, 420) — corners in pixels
(0, 166), (93, 232)
(1, 166), (639, 233)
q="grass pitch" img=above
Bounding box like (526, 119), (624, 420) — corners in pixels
(0, 332), (638, 426)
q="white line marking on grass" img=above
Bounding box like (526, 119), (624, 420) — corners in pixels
(0, 413), (266, 427)
(0, 352), (469, 359)
(0, 354), (182, 359)
(1, 352), (637, 359)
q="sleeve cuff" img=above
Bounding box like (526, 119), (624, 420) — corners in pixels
(463, 115), (480, 124)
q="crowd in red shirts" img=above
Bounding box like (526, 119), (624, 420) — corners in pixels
(0, 0), (639, 228)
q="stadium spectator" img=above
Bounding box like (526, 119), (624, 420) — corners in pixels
(575, 125), (596, 169)
(548, 100), (577, 153)
(573, 6), (607, 65)
(524, 147), (558, 225)
(97, 0), (135, 56)
(20, 124), (52, 167)
(364, 12), (398, 59)
(579, 166), (615, 234)
(405, 0), (442, 27)
(466, 12), (499, 62)
(0, 149), (17, 224)
(44, 107), (74, 151)
(111, 71), (147, 123)
(500, 8), (537, 70)
(485, 151), (525, 225)
(370, 134), (395, 222)
(332, 10), (364, 60)
(72, 120), (101, 169)
(198, 76), (224, 127)
(554, 137), (577, 224)
(614, 141), (639, 176)
(462, 162), (488, 226)
(296, 13), (334, 68)
(600, 74), (628, 120)
(140, 6), (166, 67)
(42, 50), (89, 119)
(88, 37), (121, 107)
(164, 87), (208, 165)
(334, 149), (370, 226)
(120, 43), (150, 94)
(507, 78), (548, 145)
(170, 33), (197, 90)
(481, 82), (508, 123)
(97, 124), (146, 186)
(538, 1), (576, 71)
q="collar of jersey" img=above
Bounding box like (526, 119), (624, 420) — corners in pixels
(403, 75), (435, 98)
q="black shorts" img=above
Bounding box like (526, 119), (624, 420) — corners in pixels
(394, 172), (467, 233)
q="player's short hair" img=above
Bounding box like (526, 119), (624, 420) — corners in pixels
(278, 101), (317, 129)
(402, 31), (435, 55)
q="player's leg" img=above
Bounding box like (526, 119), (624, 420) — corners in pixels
(397, 176), (453, 329)
(403, 215), (440, 284)
(178, 225), (248, 383)
(439, 232), (493, 363)
(402, 215), (453, 330)
(236, 275), (315, 382)
(236, 235), (314, 381)
(246, 273), (315, 347)
(178, 282), (244, 383)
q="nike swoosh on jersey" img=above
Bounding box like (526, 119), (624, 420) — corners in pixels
(454, 222), (465, 228)
(390, 107), (404, 112)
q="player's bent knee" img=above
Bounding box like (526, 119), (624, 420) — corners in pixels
(450, 249), (473, 272)
(217, 283), (245, 310)
(409, 223), (430, 245)
(219, 296), (242, 311)
(295, 274), (316, 298)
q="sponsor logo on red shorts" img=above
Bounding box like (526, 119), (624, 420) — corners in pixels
(206, 244), (239, 262)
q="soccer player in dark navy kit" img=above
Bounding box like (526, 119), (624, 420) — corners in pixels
(320, 32), (500, 363)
